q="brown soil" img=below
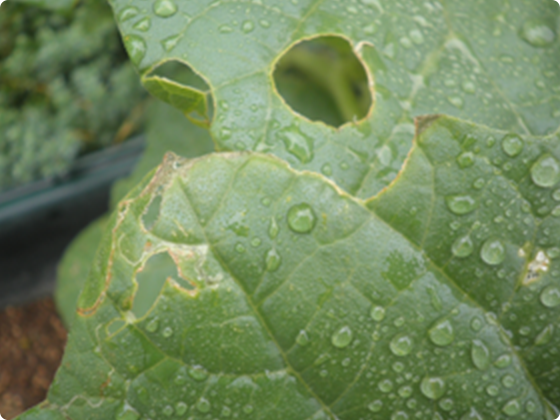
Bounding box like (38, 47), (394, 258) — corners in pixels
(0, 298), (67, 419)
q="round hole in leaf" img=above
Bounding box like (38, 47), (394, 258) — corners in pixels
(273, 35), (373, 128)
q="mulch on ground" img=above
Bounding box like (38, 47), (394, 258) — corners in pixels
(0, 298), (67, 419)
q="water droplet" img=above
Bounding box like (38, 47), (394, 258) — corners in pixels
(540, 285), (560, 308)
(501, 134), (524, 157)
(188, 365), (208, 381)
(268, 217), (279, 239)
(175, 402), (188, 416)
(494, 354), (512, 368)
(119, 6), (139, 22)
(117, 409), (140, 420)
(321, 163), (332, 176)
(368, 400), (383, 412)
(296, 330), (310, 346)
(452, 235), (474, 258)
(162, 326), (174, 337)
(146, 318), (159, 332)
(251, 238), (261, 247)
(535, 324), (554, 346)
(429, 319), (454, 346)
(341, 357), (351, 367)
(399, 385), (413, 398)
(133, 17), (151, 32)
(501, 374), (515, 388)
(378, 378), (393, 393)
(391, 412), (409, 420)
(473, 178), (485, 189)
(409, 29), (424, 44)
(242, 20), (255, 33)
(124, 35), (147, 65)
(502, 399), (521, 416)
(370, 305), (386, 321)
(235, 243), (246, 253)
(153, 0), (178, 17)
(280, 128), (314, 163)
(163, 405), (174, 416)
(448, 96), (464, 109)
(243, 405), (254, 414)
(287, 203), (316, 234)
(486, 384), (499, 396)
(265, 248), (281, 272)
(456, 152), (475, 168)
(446, 195), (477, 215)
(332, 326), (353, 348)
(439, 398), (454, 411)
(470, 317), (482, 332)
(531, 154), (560, 188)
(259, 19), (270, 28)
(526, 400), (537, 413)
(520, 19), (556, 48)
(420, 377), (446, 400)
(161, 34), (181, 52)
(221, 406), (232, 417)
(462, 80), (476, 94)
(471, 339), (490, 370)
(480, 238), (505, 265)
(219, 24), (233, 33)
(553, 189), (560, 201)
(390, 334), (414, 356)
(460, 408), (483, 420)
(196, 398), (211, 413)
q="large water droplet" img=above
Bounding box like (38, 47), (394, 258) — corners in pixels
(268, 217), (279, 239)
(531, 154), (560, 188)
(460, 408), (483, 420)
(520, 19), (556, 48)
(296, 330), (310, 346)
(368, 400), (383, 412)
(287, 203), (316, 233)
(242, 20), (255, 33)
(162, 326), (174, 337)
(370, 305), (386, 321)
(133, 17), (151, 32)
(188, 365), (208, 381)
(280, 128), (314, 163)
(501, 374), (515, 388)
(162, 405), (174, 416)
(452, 235), (474, 258)
(429, 319), (454, 346)
(161, 34), (182, 52)
(124, 35), (147, 65)
(456, 152), (475, 168)
(480, 238), (505, 265)
(265, 248), (281, 272)
(196, 398), (211, 413)
(471, 339), (490, 370)
(446, 195), (477, 215)
(540, 285), (560, 308)
(154, 0), (178, 17)
(420, 377), (446, 400)
(146, 318), (159, 333)
(390, 334), (413, 356)
(535, 324), (554, 346)
(332, 326), (353, 348)
(502, 399), (521, 416)
(501, 134), (524, 157)
(119, 6), (139, 22)
(494, 354), (512, 368)
(378, 379), (393, 393)
(175, 402), (187, 416)
(391, 412), (409, 420)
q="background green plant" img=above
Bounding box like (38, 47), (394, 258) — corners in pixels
(16, 0), (560, 419)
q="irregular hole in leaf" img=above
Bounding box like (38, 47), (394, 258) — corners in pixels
(143, 59), (214, 128)
(273, 35), (373, 128)
(132, 252), (194, 319)
(141, 194), (162, 231)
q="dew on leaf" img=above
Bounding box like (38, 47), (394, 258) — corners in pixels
(370, 305), (386, 321)
(391, 412), (409, 420)
(531, 154), (560, 188)
(281, 128), (314, 163)
(322, 163), (333, 176)
(243, 405), (254, 414)
(553, 189), (560, 201)
(480, 238), (505, 265)
(153, 0), (178, 18)
(520, 19), (556, 47)
(462, 80), (476, 94)
(259, 19), (271, 28)
(420, 377), (446, 400)
(116, 409), (140, 420)
(470, 317), (482, 332)
(124, 35), (147, 65)
(379, 378), (394, 393)
(268, 217), (279, 239)
(162, 326), (174, 337)
(534, 324), (554, 346)
(332, 326), (353, 348)
(146, 318), (159, 333)
(494, 354), (512, 368)
(287, 203), (316, 233)
(296, 330), (310, 346)
(457, 151), (475, 168)
(133, 17), (151, 32)
(471, 339), (491, 370)
(398, 385), (413, 398)
(242, 20), (255, 33)
(446, 195), (477, 215)
(439, 398), (454, 411)
(452, 235), (474, 258)
(502, 399), (521, 416)
(188, 365), (208, 381)
(265, 248), (281, 272)
(540, 285), (560, 308)
(119, 6), (139, 22)
(429, 319), (455, 346)
(501, 134), (524, 157)
(368, 400), (383, 412)
(175, 402), (187, 416)
(448, 96), (464, 109)
(526, 400), (537, 413)
(486, 384), (499, 396)
(460, 408), (483, 420)
(390, 333), (414, 356)
(501, 374), (515, 388)
(162, 405), (173, 416)
(219, 24), (233, 33)
(221, 406), (232, 417)
(196, 398), (211, 413)
(161, 34), (181, 52)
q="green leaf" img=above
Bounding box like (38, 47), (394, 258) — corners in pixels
(109, 0), (560, 197)
(19, 116), (560, 419)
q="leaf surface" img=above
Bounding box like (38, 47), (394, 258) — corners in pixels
(109, 0), (560, 197)
(19, 117), (560, 420)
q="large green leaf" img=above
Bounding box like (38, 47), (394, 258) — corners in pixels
(19, 116), (560, 419)
(109, 0), (559, 198)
